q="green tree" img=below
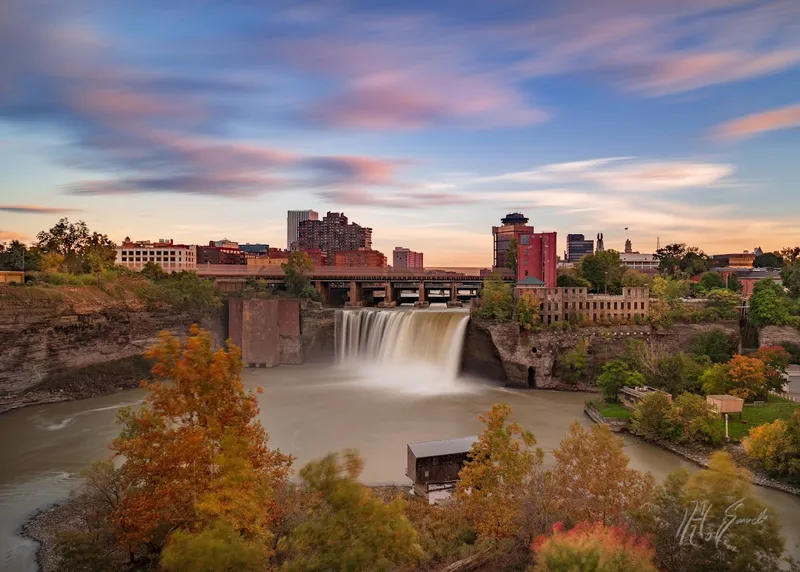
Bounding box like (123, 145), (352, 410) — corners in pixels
(559, 339), (590, 384)
(580, 250), (624, 294)
(35, 218), (116, 273)
(780, 261), (800, 298)
(754, 252), (783, 268)
(140, 260), (168, 281)
(648, 353), (707, 395)
(515, 291), (541, 331)
(476, 278), (514, 321)
(532, 522), (659, 572)
(456, 404), (542, 543)
(692, 329), (737, 363)
(505, 238), (518, 276)
(641, 453), (785, 572)
(282, 451), (422, 572)
(654, 243), (710, 277)
(669, 392), (724, 445)
(631, 392), (678, 441)
(752, 346), (791, 392)
(749, 279), (790, 326)
(161, 521), (266, 572)
(781, 246), (800, 264)
(700, 363), (732, 396)
(699, 271), (725, 291)
(557, 272), (590, 288)
(596, 360), (644, 402)
(704, 288), (741, 320)
(727, 273), (742, 293)
(650, 276), (690, 301)
(0, 240), (40, 271)
(281, 251), (320, 300)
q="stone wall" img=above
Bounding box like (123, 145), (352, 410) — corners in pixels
(229, 298), (303, 367)
(759, 325), (800, 348)
(301, 304), (336, 363)
(463, 319), (741, 388)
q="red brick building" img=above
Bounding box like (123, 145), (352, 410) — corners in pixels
(492, 213), (534, 269)
(303, 248), (328, 266)
(393, 247), (424, 269)
(297, 212), (373, 265)
(334, 248), (387, 267)
(517, 230), (558, 287)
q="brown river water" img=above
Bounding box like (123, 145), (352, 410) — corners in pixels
(2, 310), (800, 570)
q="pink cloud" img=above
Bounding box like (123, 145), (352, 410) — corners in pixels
(711, 103), (800, 140)
(0, 205), (79, 214)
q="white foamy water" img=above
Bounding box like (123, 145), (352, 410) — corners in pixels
(35, 401), (143, 431)
(335, 309), (473, 394)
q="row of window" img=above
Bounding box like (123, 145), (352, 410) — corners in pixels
(546, 312), (643, 324)
(545, 300), (646, 311)
(121, 257), (179, 263)
(119, 250), (193, 256)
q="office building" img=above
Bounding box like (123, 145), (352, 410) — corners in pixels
(297, 212), (373, 265)
(492, 213), (534, 269)
(334, 248), (387, 267)
(116, 238), (196, 272)
(517, 230), (558, 287)
(620, 252), (659, 274)
(393, 247), (424, 269)
(566, 234), (594, 263)
(287, 210), (319, 250)
(239, 243), (269, 255)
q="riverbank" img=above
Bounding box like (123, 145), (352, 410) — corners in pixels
(585, 411), (800, 497)
(20, 495), (84, 572)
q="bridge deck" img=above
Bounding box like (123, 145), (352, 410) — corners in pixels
(198, 265), (508, 281)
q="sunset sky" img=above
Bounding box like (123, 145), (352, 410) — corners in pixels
(1, 0), (799, 266)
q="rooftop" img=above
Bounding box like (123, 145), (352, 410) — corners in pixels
(408, 436), (478, 459)
(707, 394), (744, 401)
(517, 276), (546, 286)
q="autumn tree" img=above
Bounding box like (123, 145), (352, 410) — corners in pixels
(640, 452), (785, 572)
(742, 410), (800, 483)
(549, 422), (656, 527)
(727, 354), (768, 401)
(515, 291), (542, 331)
(456, 404), (542, 543)
(752, 346), (791, 392)
(531, 522), (658, 572)
(110, 326), (293, 560)
(620, 269), (650, 287)
(281, 451), (422, 572)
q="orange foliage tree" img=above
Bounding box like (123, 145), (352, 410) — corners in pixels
(751, 346), (791, 392)
(110, 326), (293, 558)
(531, 521), (659, 572)
(726, 355), (767, 401)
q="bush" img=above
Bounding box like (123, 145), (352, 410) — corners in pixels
(559, 339), (590, 385)
(700, 363), (731, 396)
(515, 291), (542, 331)
(476, 278), (514, 321)
(780, 342), (800, 364)
(692, 329), (737, 363)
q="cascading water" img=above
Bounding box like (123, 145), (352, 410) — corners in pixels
(334, 309), (472, 394)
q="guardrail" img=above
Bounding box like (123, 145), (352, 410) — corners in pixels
(195, 264), (506, 281)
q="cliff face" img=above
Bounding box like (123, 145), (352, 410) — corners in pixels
(0, 289), (224, 413)
(301, 305), (336, 363)
(759, 325), (800, 348)
(463, 319), (742, 388)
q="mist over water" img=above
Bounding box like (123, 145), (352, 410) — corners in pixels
(334, 309), (475, 395)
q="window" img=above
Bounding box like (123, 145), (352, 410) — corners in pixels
(520, 234), (530, 245)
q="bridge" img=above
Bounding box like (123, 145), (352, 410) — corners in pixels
(196, 265), (512, 307)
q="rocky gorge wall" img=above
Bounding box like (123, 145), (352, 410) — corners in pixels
(759, 325), (800, 348)
(461, 319), (742, 388)
(0, 288), (226, 413)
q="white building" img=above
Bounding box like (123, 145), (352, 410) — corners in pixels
(620, 252), (658, 272)
(116, 238), (197, 272)
(287, 210), (319, 250)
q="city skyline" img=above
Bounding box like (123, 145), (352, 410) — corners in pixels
(1, 1), (799, 266)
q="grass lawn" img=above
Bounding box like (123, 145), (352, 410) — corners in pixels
(726, 396), (800, 442)
(594, 400), (633, 419)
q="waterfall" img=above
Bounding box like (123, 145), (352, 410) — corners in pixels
(335, 309), (470, 382)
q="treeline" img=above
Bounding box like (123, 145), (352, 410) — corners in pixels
(53, 327), (797, 572)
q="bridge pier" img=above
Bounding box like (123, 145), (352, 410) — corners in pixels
(314, 281), (331, 305)
(414, 282), (429, 307)
(347, 281), (364, 307)
(447, 283), (463, 307)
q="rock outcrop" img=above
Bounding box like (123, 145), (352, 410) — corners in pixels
(463, 319), (741, 388)
(759, 325), (800, 348)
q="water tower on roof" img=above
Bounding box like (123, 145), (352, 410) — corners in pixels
(500, 212), (530, 226)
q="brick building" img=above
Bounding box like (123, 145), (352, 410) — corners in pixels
(116, 238), (196, 272)
(196, 241), (245, 265)
(297, 212), (373, 265)
(393, 247), (424, 269)
(303, 248), (328, 266)
(517, 230), (558, 288)
(287, 210), (318, 250)
(492, 212), (532, 269)
(334, 248), (387, 267)
(514, 286), (650, 325)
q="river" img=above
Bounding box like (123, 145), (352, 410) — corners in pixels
(1, 309), (799, 570)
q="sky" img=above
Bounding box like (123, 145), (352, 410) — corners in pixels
(1, 0), (799, 267)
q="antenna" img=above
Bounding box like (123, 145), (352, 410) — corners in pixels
(656, 236), (660, 251)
